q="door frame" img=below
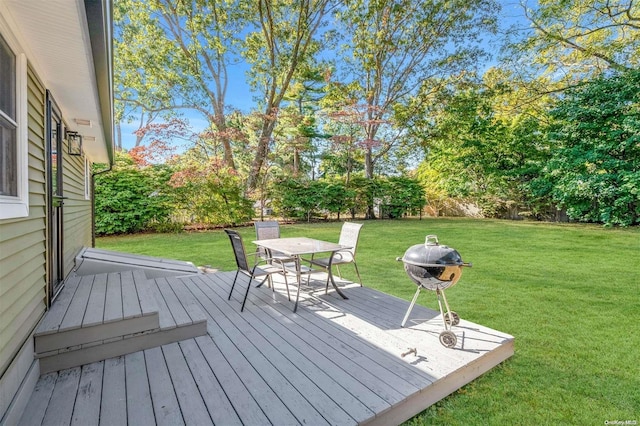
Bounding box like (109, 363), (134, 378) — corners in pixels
(46, 90), (65, 305)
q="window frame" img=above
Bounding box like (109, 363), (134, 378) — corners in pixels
(0, 28), (29, 220)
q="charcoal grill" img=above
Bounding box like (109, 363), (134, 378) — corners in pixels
(397, 235), (471, 348)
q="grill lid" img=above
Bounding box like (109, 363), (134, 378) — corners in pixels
(400, 235), (464, 267)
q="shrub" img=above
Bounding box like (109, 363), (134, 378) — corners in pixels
(95, 153), (174, 235)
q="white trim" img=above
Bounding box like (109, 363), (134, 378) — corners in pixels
(84, 158), (91, 200)
(0, 42), (29, 220)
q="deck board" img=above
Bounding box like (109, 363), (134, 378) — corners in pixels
(134, 273), (159, 316)
(190, 274), (360, 425)
(120, 271), (142, 319)
(193, 335), (270, 425)
(18, 372), (56, 425)
(82, 274), (107, 327)
(166, 277), (208, 324)
(42, 367), (80, 425)
(35, 275), (82, 335)
(162, 342), (213, 425)
(99, 357), (126, 426)
(124, 352), (155, 425)
(187, 275), (327, 425)
(148, 279), (177, 330)
(178, 339), (243, 426)
(210, 274), (409, 408)
(71, 363), (103, 426)
(156, 277), (192, 325)
(199, 274), (395, 415)
(21, 270), (514, 426)
(144, 347), (185, 426)
(103, 273), (123, 323)
(59, 277), (94, 331)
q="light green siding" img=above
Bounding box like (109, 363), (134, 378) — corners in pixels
(0, 65), (47, 377)
(1, 65), (96, 382)
(62, 139), (92, 274)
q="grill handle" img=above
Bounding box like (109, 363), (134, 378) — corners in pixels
(425, 235), (439, 246)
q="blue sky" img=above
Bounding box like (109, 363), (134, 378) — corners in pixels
(119, 1), (532, 151)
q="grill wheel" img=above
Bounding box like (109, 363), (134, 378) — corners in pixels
(444, 311), (460, 326)
(439, 331), (457, 348)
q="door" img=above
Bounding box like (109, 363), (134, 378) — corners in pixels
(46, 91), (64, 303)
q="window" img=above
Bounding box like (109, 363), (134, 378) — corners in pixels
(0, 35), (16, 197)
(0, 31), (28, 219)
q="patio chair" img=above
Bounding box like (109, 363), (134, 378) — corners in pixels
(307, 222), (363, 292)
(254, 221), (295, 264)
(225, 229), (291, 312)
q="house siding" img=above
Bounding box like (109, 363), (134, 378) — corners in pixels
(61, 140), (93, 274)
(0, 64), (47, 420)
(0, 60), (94, 424)
(0, 65), (47, 375)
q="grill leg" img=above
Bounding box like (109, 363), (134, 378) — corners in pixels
(401, 286), (422, 327)
(440, 290), (453, 321)
(436, 289), (448, 331)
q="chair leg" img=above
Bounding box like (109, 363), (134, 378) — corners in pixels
(267, 275), (274, 292)
(336, 264), (342, 279)
(353, 261), (363, 286)
(294, 275), (302, 313)
(228, 270), (240, 300)
(241, 275), (268, 312)
(283, 272), (291, 301)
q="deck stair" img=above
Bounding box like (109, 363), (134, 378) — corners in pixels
(34, 270), (207, 374)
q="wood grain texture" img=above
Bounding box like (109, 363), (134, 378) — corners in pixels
(21, 271), (513, 426)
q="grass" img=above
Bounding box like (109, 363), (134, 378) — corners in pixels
(97, 218), (640, 425)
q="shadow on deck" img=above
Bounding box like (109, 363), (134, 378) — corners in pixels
(20, 269), (514, 425)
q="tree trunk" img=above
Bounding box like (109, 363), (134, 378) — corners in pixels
(365, 148), (376, 219)
(247, 120), (276, 190)
(220, 134), (235, 170)
(293, 147), (300, 176)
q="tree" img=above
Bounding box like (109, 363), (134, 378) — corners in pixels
(169, 157), (253, 225)
(334, 0), (499, 217)
(409, 71), (557, 219)
(271, 177), (324, 221)
(501, 0), (639, 100)
(243, 0), (337, 190)
(533, 70), (640, 226)
(278, 64), (330, 177)
(114, 0), (243, 167)
(113, 1), (186, 149)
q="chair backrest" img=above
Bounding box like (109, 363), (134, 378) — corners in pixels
(255, 221), (281, 240)
(225, 229), (250, 271)
(254, 221), (281, 258)
(338, 222), (363, 258)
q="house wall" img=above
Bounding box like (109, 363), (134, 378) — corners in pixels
(62, 139), (93, 273)
(0, 64), (93, 423)
(0, 64), (47, 421)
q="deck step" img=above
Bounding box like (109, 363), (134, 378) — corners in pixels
(34, 272), (207, 374)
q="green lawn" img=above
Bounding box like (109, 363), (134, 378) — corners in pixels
(97, 218), (640, 425)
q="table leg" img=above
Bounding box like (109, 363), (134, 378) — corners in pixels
(327, 252), (348, 300)
(293, 255), (302, 312)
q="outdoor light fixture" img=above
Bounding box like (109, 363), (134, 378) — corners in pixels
(66, 131), (83, 156)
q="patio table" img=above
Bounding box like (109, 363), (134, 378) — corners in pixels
(253, 237), (350, 312)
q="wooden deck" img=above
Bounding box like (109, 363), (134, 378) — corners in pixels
(20, 271), (514, 425)
(33, 270), (207, 373)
